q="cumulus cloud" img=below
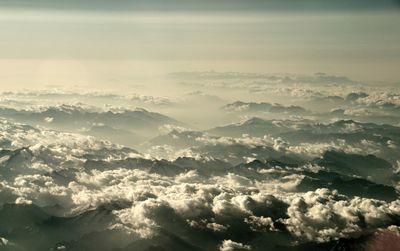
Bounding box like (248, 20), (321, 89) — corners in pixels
(219, 240), (251, 251)
(0, 81), (400, 251)
(282, 189), (400, 242)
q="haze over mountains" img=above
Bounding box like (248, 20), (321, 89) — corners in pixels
(0, 72), (399, 251)
(1, 0), (400, 249)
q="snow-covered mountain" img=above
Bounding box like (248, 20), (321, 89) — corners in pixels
(0, 115), (399, 251)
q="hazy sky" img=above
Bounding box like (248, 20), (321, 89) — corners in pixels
(0, 0), (399, 90)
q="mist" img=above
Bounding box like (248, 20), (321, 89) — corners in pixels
(0, 1), (400, 251)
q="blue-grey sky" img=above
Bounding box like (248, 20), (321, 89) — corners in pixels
(0, 0), (399, 89)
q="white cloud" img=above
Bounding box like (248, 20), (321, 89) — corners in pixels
(220, 240), (251, 251)
(0, 101), (399, 251)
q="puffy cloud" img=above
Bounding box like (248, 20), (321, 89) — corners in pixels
(0, 85), (400, 251)
(219, 240), (251, 251)
(356, 92), (400, 106)
(283, 189), (400, 242)
(0, 237), (9, 246)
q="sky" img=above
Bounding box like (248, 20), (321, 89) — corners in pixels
(0, 0), (399, 90)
